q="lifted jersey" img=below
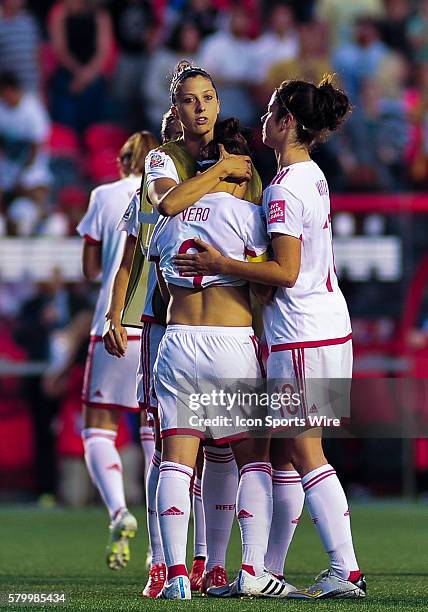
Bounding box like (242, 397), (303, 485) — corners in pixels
(262, 161), (351, 348)
(77, 174), (141, 336)
(148, 192), (268, 288)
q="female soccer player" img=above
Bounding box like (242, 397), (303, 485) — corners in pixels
(77, 130), (158, 571)
(106, 62), (261, 598)
(149, 118), (295, 600)
(174, 77), (367, 599)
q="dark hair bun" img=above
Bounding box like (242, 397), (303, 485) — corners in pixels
(316, 79), (350, 132)
(173, 60), (193, 78)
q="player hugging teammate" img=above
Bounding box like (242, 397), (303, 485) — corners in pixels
(79, 60), (366, 601)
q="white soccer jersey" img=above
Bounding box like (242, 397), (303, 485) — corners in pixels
(77, 174), (141, 336)
(262, 161), (351, 349)
(148, 192), (269, 288)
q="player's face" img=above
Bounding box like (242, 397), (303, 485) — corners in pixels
(261, 92), (283, 150)
(173, 76), (219, 138)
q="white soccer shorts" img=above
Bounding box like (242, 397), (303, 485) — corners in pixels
(82, 335), (140, 411)
(153, 325), (265, 442)
(267, 338), (353, 424)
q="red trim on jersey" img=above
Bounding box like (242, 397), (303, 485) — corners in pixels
(272, 333), (353, 352)
(270, 168), (290, 185)
(326, 269), (333, 292)
(82, 400), (140, 413)
(244, 247), (257, 258)
(83, 234), (101, 245)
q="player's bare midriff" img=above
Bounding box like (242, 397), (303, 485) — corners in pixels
(166, 284), (252, 327)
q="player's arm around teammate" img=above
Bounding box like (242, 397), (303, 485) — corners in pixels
(175, 77), (366, 599)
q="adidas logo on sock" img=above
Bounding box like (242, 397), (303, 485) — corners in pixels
(237, 509), (254, 519)
(160, 506), (184, 516)
(344, 509), (350, 516)
(94, 389), (104, 398)
(309, 403), (318, 414)
(292, 517), (300, 524)
(107, 463), (122, 473)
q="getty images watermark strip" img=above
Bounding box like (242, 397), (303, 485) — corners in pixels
(165, 377), (428, 438)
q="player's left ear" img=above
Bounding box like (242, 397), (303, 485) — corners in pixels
(171, 105), (179, 119)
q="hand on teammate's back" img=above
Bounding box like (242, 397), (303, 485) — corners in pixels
(218, 143), (252, 182)
(103, 315), (128, 358)
(174, 238), (224, 277)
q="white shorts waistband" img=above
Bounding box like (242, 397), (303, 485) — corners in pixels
(166, 324), (254, 336)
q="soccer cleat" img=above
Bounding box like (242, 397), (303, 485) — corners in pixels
(106, 509), (138, 570)
(157, 575), (191, 599)
(141, 563), (167, 598)
(287, 569), (367, 599)
(201, 565), (229, 594)
(189, 557), (205, 591)
(207, 568), (296, 598)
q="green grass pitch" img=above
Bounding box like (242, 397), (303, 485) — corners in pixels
(0, 503), (427, 611)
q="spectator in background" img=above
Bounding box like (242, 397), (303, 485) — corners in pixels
(251, 2), (299, 86)
(0, 0), (41, 93)
(405, 62), (428, 187)
(338, 63), (409, 192)
(263, 20), (332, 100)
(407, 0), (428, 63)
(182, 0), (219, 38)
(199, 6), (257, 124)
(0, 72), (51, 211)
(378, 0), (412, 59)
(109, 0), (158, 131)
(14, 269), (92, 500)
(48, 0), (114, 133)
(316, 0), (385, 48)
(145, 20), (202, 132)
(333, 16), (389, 103)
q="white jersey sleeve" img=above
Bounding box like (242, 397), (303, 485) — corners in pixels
(263, 183), (303, 240)
(145, 149), (180, 187)
(243, 207), (269, 259)
(76, 189), (102, 243)
(117, 189), (140, 238)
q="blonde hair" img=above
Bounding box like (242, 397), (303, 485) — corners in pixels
(119, 131), (159, 176)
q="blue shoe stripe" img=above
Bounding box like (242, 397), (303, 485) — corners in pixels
(179, 576), (185, 598)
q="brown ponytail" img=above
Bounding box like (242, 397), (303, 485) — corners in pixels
(275, 74), (351, 148)
(119, 131), (159, 176)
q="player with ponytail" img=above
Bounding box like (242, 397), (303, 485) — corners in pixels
(175, 76), (366, 600)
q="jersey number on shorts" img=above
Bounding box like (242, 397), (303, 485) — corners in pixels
(178, 239), (204, 287)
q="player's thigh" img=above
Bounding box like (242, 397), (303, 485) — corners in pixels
(83, 405), (121, 430)
(162, 435), (201, 469)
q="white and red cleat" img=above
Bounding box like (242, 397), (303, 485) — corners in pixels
(189, 558), (205, 591)
(201, 565), (229, 594)
(141, 563), (167, 598)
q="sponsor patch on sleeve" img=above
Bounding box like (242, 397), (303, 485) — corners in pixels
(268, 199), (286, 224)
(149, 153), (165, 169)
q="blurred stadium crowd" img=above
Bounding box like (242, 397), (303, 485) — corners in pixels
(1, 0), (428, 503)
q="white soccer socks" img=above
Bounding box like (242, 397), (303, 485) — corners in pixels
(157, 461), (193, 579)
(302, 464), (361, 581)
(265, 470), (305, 577)
(139, 425), (155, 482)
(237, 462), (273, 577)
(202, 446), (238, 571)
(145, 450), (164, 565)
(81, 428), (126, 520)
(192, 477), (207, 559)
